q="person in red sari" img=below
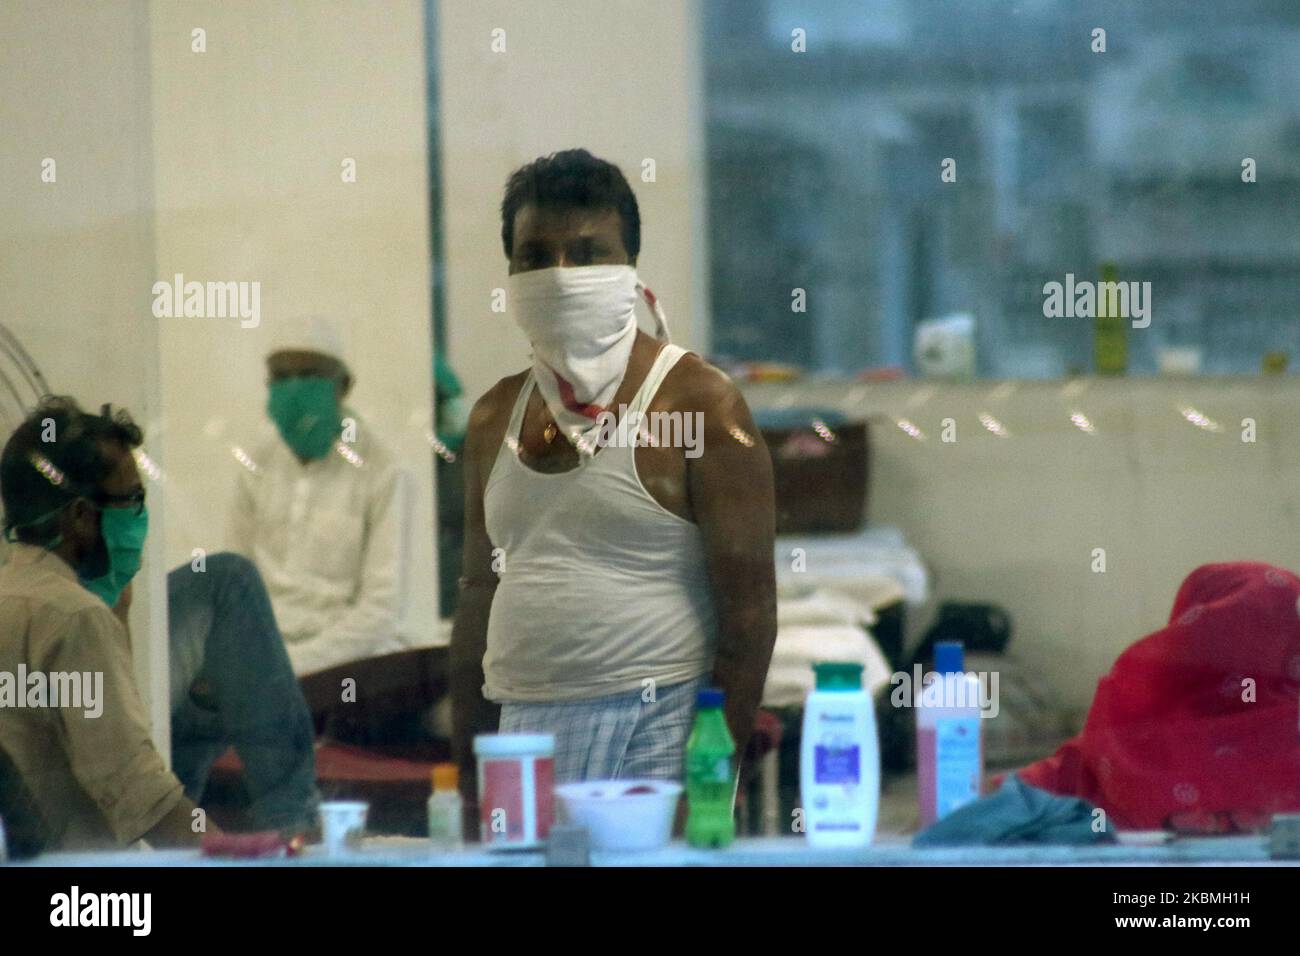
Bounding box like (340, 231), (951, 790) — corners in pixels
(1017, 562), (1300, 834)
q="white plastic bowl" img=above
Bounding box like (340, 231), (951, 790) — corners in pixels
(554, 779), (683, 851)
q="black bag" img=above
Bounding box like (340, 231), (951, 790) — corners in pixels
(909, 602), (1012, 667)
(876, 602), (1013, 772)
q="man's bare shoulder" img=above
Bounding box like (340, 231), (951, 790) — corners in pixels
(468, 370), (530, 431)
(464, 370), (531, 466)
(659, 350), (746, 414)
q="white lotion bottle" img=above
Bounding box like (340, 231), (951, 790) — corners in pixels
(800, 661), (879, 847)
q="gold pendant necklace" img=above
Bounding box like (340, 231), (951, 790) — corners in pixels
(543, 421), (558, 444)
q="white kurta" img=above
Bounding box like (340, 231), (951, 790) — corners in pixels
(229, 410), (412, 676)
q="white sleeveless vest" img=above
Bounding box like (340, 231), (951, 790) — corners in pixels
(482, 344), (717, 702)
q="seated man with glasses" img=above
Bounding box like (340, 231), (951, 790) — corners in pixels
(0, 397), (316, 848)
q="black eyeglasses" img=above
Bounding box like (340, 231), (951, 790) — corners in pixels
(96, 488), (147, 516)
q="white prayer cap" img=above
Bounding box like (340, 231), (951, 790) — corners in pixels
(264, 315), (351, 368)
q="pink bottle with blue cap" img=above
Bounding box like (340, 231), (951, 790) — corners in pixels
(916, 641), (984, 827)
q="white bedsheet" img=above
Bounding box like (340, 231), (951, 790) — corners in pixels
(764, 526), (927, 709)
(764, 580), (896, 708)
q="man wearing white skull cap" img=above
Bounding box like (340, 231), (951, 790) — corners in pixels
(229, 315), (413, 677)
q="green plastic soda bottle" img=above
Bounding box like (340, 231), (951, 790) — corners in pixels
(685, 687), (736, 848)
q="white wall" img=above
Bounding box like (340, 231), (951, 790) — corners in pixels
(0, 0), (439, 746)
(147, 3), (437, 664)
(436, 0), (709, 403)
(745, 374), (1300, 709)
(0, 0), (171, 744)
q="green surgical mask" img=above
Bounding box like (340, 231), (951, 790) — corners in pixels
(79, 505), (149, 609)
(267, 377), (341, 460)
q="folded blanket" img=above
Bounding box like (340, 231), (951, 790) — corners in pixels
(776, 584), (877, 629)
(763, 623), (892, 708)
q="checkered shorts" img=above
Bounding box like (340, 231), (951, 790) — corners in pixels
(498, 677), (704, 784)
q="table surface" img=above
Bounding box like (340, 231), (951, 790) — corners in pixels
(18, 833), (1298, 867)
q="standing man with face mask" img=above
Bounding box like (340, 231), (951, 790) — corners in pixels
(451, 150), (778, 824)
(230, 318), (412, 678)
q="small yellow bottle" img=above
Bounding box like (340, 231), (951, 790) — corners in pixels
(1094, 262), (1128, 376)
(428, 763), (463, 852)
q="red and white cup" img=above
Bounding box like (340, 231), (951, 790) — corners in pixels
(473, 734), (555, 850)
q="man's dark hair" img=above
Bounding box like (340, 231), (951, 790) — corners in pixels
(500, 148), (641, 261)
(0, 396), (143, 545)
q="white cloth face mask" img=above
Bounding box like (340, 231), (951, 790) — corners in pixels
(508, 264), (670, 455)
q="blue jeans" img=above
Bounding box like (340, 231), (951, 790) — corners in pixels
(168, 552), (318, 831)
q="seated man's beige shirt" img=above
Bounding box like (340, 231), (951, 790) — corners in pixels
(0, 543), (183, 848)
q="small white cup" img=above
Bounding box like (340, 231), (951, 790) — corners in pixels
(319, 801), (368, 857)
(1156, 346), (1203, 376)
